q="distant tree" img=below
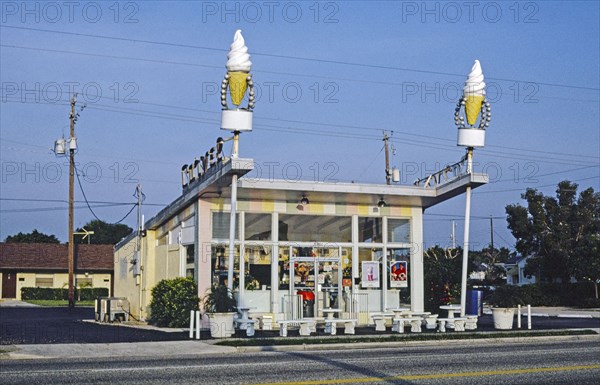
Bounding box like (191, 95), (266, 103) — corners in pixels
(75, 220), (133, 245)
(506, 181), (600, 298)
(4, 229), (60, 243)
(423, 245), (463, 311)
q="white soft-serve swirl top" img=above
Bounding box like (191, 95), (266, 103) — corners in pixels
(463, 60), (486, 96)
(226, 30), (252, 72)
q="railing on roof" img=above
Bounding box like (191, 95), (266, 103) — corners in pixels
(413, 155), (468, 188)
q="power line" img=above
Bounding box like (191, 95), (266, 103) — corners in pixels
(0, 197), (166, 206)
(73, 161), (138, 224)
(473, 175), (600, 194)
(4, 44), (600, 106)
(3, 94), (598, 164)
(0, 203), (134, 213)
(4, 97), (597, 168)
(2, 26), (599, 91)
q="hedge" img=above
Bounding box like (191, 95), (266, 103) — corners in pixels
(21, 287), (109, 301)
(481, 282), (598, 307)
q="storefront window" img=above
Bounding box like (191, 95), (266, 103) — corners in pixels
(388, 218), (410, 243)
(212, 212), (239, 240)
(244, 245), (271, 289)
(358, 217), (382, 243)
(279, 214), (351, 242)
(211, 245), (239, 287)
(245, 213), (271, 240)
(185, 244), (195, 279)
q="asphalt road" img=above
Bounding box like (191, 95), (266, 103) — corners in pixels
(2, 338), (599, 384)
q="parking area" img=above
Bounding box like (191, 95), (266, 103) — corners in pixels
(0, 307), (189, 345)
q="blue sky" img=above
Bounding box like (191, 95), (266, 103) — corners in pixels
(1, 0), (599, 250)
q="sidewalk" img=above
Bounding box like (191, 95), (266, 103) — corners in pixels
(0, 299), (40, 308)
(3, 330), (598, 360)
(2, 340), (236, 360)
(483, 306), (600, 318)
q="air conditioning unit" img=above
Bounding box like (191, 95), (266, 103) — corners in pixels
(95, 297), (130, 322)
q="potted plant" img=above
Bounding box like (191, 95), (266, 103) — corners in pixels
(202, 285), (238, 338)
(487, 285), (524, 330)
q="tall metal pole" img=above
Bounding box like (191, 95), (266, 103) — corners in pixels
(383, 132), (391, 185)
(227, 131), (240, 291)
(451, 220), (456, 249)
(490, 216), (494, 250)
(460, 147), (473, 317)
(68, 94), (76, 309)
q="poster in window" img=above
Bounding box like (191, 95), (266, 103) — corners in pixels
(390, 261), (408, 288)
(361, 261), (380, 288)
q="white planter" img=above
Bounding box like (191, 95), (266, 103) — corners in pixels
(492, 307), (515, 330)
(208, 312), (236, 338)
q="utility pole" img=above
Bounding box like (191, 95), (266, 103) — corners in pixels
(383, 132), (391, 185)
(134, 184), (144, 317)
(68, 94), (77, 309)
(451, 220), (456, 249)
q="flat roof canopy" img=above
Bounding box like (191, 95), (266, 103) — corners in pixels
(234, 174), (488, 209)
(142, 157), (488, 232)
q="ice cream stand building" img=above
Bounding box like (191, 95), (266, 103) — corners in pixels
(113, 31), (490, 330)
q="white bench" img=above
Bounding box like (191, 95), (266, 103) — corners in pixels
(324, 319), (358, 335)
(370, 313), (394, 331)
(393, 317), (423, 333)
(437, 317), (467, 332)
(465, 315), (478, 330)
(235, 319), (257, 337)
(424, 314), (439, 330)
(257, 315), (273, 330)
(277, 319), (316, 337)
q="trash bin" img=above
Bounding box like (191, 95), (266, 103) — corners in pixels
(466, 289), (483, 316)
(297, 290), (315, 318)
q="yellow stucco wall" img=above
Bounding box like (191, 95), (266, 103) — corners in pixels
(113, 229), (187, 320)
(114, 236), (143, 318)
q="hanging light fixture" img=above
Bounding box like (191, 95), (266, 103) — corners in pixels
(300, 194), (309, 205)
(377, 197), (387, 208)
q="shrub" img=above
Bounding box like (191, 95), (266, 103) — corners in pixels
(149, 277), (199, 328)
(487, 285), (525, 308)
(21, 287), (108, 300)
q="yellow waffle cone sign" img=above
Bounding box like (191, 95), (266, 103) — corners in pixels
(465, 95), (484, 126)
(228, 71), (248, 106)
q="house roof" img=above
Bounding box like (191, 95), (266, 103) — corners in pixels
(0, 243), (114, 272)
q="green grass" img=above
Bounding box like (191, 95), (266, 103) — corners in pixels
(215, 329), (598, 347)
(24, 300), (95, 307)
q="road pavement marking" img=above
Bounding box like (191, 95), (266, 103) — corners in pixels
(247, 364), (600, 385)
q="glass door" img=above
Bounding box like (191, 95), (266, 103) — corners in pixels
(289, 245), (342, 317)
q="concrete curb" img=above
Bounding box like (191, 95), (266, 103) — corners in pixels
(234, 333), (600, 353)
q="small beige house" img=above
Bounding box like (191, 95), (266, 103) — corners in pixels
(0, 243), (113, 299)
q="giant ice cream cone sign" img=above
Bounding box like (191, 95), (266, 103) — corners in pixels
(455, 60), (491, 148)
(221, 30), (254, 132)
(464, 60), (486, 125)
(225, 30), (253, 106)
